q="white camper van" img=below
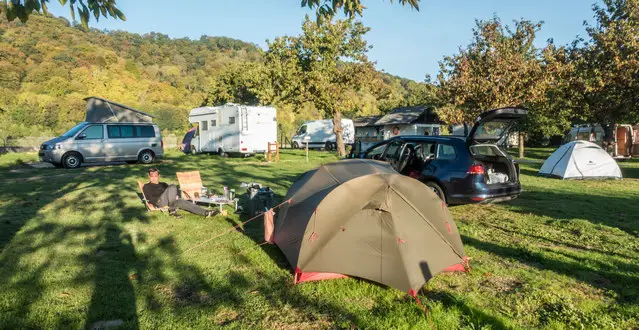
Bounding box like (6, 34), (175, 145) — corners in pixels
(188, 104), (277, 156)
(291, 119), (355, 150)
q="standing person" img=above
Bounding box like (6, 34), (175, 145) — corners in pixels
(143, 168), (217, 218)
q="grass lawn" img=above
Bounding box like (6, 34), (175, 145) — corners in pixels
(0, 148), (638, 329)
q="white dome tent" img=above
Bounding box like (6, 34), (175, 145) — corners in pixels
(539, 141), (622, 179)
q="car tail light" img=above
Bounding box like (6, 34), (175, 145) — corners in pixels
(471, 197), (485, 201)
(467, 164), (485, 175)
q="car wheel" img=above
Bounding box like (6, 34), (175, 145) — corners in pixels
(292, 142), (299, 149)
(425, 181), (446, 203)
(62, 152), (82, 169)
(138, 150), (155, 164)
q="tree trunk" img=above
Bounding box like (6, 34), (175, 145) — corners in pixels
(333, 111), (345, 157)
(518, 132), (525, 159)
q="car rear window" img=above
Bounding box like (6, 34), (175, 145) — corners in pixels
(469, 145), (505, 157)
(436, 144), (457, 160)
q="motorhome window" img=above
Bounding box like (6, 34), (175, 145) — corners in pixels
(229, 117), (236, 125)
(120, 125), (134, 138)
(211, 120), (217, 127)
(201, 121), (208, 131)
(107, 125), (121, 138)
(63, 122), (88, 137)
(80, 125), (104, 140)
(135, 125), (155, 138)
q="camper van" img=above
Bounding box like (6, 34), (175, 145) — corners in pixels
(565, 124), (637, 159)
(39, 97), (163, 169)
(291, 119), (355, 150)
(188, 104), (277, 156)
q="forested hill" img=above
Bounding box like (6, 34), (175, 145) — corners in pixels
(0, 13), (431, 139)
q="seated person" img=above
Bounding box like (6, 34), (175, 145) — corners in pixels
(143, 168), (217, 218)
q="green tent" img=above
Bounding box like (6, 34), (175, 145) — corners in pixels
(274, 159), (467, 295)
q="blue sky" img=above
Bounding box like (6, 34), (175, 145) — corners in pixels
(45, 0), (599, 82)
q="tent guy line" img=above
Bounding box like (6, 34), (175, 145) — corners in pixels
(181, 199), (291, 255)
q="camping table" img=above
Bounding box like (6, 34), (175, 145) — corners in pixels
(195, 196), (238, 213)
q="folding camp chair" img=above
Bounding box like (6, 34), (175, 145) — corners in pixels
(137, 181), (169, 214)
(176, 171), (203, 202)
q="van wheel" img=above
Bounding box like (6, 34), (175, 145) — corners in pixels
(325, 141), (334, 151)
(138, 150), (155, 164)
(190, 145), (196, 155)
(425, 182), (446, 203)
(62, 152), (82, 169)
(292, 142), (299, 149)
(218, 149), (228, 157)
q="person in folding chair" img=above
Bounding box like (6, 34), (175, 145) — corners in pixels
(143, 167), (217, 218)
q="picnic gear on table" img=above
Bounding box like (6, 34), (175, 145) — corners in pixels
(246, 184), (275, 217)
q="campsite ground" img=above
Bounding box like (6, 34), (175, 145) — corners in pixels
(0, 149), (637, 329)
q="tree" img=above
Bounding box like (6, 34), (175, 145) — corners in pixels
(1, 0), (124, 28)
(302, 0), (419, 20)
(437, 17), (566, 157)
(576, 0), (639, 145)
(263, 16), (376, 156)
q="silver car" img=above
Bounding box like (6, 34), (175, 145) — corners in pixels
(39, 122), (163, 168)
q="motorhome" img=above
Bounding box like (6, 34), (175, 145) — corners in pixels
(291, 119), (355, 150)
(188, 104), (277, 156)
(565, 124), (638, 159)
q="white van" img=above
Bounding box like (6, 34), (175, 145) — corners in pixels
(292, 119), (355, 150)
(188, 104), (277, 156)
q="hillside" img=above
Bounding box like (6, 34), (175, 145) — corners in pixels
(0, 13), (431, 140)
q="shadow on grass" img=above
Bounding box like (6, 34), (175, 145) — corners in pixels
(462, 235), (639, 303)
(508, 189), (639, 237)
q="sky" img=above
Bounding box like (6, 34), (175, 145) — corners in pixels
(44, 0), (600, 82)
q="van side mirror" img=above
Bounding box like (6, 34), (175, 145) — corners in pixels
(76, 134), (87, 140)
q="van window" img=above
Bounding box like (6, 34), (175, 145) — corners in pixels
(436, 144), (457, 160)
(211, 120), (217, 127)
(120, 125), (134, 138)
(229, 117), (236, 125)
(107, 125), (142, 138)
(297, 125), (307, 135)
(201, 121), (208, 131)
(107, 125), (121, 138)
(135, 125), (156, 138)
(80, 125), (103, 140)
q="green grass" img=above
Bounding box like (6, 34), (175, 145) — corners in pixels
(0, 148), (638, 329)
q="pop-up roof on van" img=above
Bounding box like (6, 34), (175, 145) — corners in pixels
(84, 96), (155, 123)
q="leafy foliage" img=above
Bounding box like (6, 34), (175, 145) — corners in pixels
(0, 12), (427, 142)
(302, 0), (420, 21)
(262, 16), (379, 156)
(574, 0), (639, 138)
(0, 13), (261, 139)
(0, 0), (125, 28)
